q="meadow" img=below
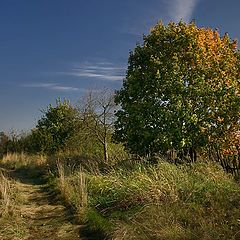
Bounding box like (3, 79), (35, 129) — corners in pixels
(1, 152), (239, 240)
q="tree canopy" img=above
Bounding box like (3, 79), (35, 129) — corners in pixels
(36, 99), (80, 153)
(114, 21), (240, 158)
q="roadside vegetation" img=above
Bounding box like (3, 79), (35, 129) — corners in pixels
(0, 157), (28, 240)
(1, 21), (240, 239)
(0, 170), (12, 216)
(56, 159), (240, 240)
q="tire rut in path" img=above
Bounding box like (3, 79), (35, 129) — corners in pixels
(11, 168), (86, 240)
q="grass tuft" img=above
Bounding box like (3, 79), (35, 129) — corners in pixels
(56, 160), (88, 218)
(0, 171), (12, 216)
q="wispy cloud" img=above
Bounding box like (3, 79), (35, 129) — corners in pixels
(167, 0), (199, 22)
(122, 0), (200, 36)
(61, 61), (126, 81)
(22, 83), (81, 92)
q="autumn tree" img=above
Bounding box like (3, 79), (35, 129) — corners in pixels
(114, 21), (240, 160)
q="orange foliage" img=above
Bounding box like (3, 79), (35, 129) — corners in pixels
(222, 131), (240, 156)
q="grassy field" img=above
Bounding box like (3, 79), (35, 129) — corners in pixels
(55, 158), (240, 240)
(1, 153), (240, 239)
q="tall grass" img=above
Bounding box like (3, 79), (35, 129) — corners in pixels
(81, 161), (240, 239)
(0, 153), (38, 239)
(56, 160), (88, 218)
(1, 152), (46, 168)
(0, 171), (12, 216)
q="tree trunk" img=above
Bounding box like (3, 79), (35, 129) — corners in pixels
(103, 141), (108, 163)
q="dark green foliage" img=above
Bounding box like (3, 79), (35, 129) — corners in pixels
(36, 99), (80, 153)
(0, 132), (8, 156)
(0, 131), (27, 154)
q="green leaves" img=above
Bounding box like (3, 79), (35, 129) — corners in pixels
(114, 21), (240, 157)
(36, 99), (79, 153)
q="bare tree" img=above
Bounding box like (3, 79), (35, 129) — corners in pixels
(78, 88), (116, 163)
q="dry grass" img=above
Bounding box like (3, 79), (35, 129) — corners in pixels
(4, 153), (239, 239)
(0, 153), (81, 240)
(0, 171), (12, 216)
(0, 169), (28, 240)
(1, 152), (46, 168)
(56, 160), (88, 218)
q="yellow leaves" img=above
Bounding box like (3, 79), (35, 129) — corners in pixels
(221, 130), (240, 156)
(194, 28), (237, 68)
(200, 127), (207, 133)
(217, 117), (224, 123)
(232, 39), (238, 50)
(225, 79), (232, 87)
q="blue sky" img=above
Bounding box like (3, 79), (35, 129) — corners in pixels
(1, 0), (240, 132)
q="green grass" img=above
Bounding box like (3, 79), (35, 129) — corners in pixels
(58, 160), (240, 239)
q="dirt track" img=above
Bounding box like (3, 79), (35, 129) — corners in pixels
(0, 166), (86, 240)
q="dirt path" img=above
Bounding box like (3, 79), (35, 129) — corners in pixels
(1, 166), (88, 240)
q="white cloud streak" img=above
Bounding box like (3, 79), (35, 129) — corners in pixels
(22, 83), (80, 92)
(167, 0), (199, 23)
(62, 62), (126, 81)
(122, 0), (200, 35)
